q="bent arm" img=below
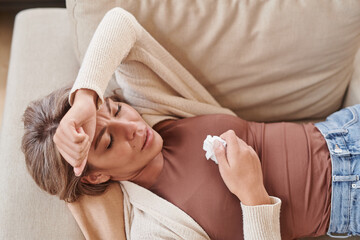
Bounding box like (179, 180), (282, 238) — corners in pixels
(214, 131), (282, 239)
(69, 7), (139, 108)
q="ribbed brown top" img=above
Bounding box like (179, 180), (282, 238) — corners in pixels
(151, 114), (331, 239)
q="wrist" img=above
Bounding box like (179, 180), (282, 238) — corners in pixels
(237, 186), (271, 206)
(73, 89), (98, 107)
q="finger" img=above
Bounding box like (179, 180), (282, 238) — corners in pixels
(53, 124), (89, 168)
(55, 126), (85, 150)
(220, 130), (244, 167)
(75, 133), (90, 152)
(220, 130), (238, 145)
(63, 130), (90, 158)
(59, 120), (87, 144)
(77, 126), (87, 136)
(77, 123), (96, 143)
(75, 138), (92, 176)
(56, 147), (77, 168)
(56, 125), (89, 148)
(77, 128), (93, 153)
(78, 139), (91, 164)
(71, 125), (88, 144)
(55, 130), (87, 155)
(78, 133), (90, 154)
(74, 159), (87, 177)
(55, 139), (87, 168)
(61, 148), (85, 168)
(214, 140), (229, 169)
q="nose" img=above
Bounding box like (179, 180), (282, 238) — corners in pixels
(110, 119), (139, 140)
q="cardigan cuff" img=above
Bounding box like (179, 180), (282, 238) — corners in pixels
(241, 196), (281, 240)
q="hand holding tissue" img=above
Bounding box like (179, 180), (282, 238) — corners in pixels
(203, 135), (227, 164)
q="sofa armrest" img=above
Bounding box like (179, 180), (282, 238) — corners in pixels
(0, 8), (83, 239)
(344, 48), (360, 107)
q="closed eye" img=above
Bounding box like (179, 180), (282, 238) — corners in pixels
(115, 104), (122, 117)
(107, 134), (113, 149)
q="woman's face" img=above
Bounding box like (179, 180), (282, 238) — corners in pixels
(86, 98), (163, 182)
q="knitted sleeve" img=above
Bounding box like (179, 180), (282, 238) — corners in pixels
(69, 8), (139, 108)
(241, 196), (282, 240)
(68, 7), (235, 126)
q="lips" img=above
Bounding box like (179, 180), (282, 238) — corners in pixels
(141, 127), (154, 151)
(141, 128), (148, 151)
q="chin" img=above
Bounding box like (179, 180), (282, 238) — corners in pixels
(153, 131), (164, 152)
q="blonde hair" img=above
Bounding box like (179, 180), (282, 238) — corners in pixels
(21, 87), (113, 202)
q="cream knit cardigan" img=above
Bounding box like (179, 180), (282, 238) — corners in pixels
(69, 7), (281, 240)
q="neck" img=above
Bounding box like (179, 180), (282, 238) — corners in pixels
(129, 152), (164, 189)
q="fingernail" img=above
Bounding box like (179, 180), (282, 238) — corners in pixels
(74, 169), (81, 177)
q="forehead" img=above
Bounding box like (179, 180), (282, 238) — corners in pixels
(97, 98), (112, 115)
(94, 99), (112, 135)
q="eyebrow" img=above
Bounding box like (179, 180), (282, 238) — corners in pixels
(94, 127), (107, 150)
(94, 98), (112, 150)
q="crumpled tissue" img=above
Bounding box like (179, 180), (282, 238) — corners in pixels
(203, 135), (227, 164)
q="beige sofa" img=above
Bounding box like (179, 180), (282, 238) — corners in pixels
(1, 0), (360, 239)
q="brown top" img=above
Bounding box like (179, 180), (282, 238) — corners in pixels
(151, 114), (331, 240)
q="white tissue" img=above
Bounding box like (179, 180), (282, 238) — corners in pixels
(203, 135), (227, 164)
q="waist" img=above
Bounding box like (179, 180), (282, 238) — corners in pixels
(250, 120), (332, 238)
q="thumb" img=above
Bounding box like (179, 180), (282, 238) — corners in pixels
(213, 140), (229, 168)
(77, 122), (96, 143)
(77, 126), (87, 134)
(76, 126), (90, 144)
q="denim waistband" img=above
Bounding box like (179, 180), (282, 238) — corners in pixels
(315, 104), (360, 238)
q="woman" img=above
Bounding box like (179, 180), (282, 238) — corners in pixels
(22, 7), (360, 239)
(23, 86), (360, 240)
(23, 87), (281, 239)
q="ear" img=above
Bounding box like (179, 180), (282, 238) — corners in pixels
(81, 172), (111, 184)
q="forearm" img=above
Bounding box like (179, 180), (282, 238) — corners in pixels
(241, 196), (282, 240)
(69, 7), (139, 107)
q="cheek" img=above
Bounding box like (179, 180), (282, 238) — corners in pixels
(86, 151), (104, 170)
(111, 144), (134, 165)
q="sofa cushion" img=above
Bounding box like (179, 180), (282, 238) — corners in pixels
(0, 9), (84, 239)
(66, 0), (360, 122)
(344, 48), (360, 107)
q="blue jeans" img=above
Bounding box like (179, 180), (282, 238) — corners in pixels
(315, 104), (360, 238)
